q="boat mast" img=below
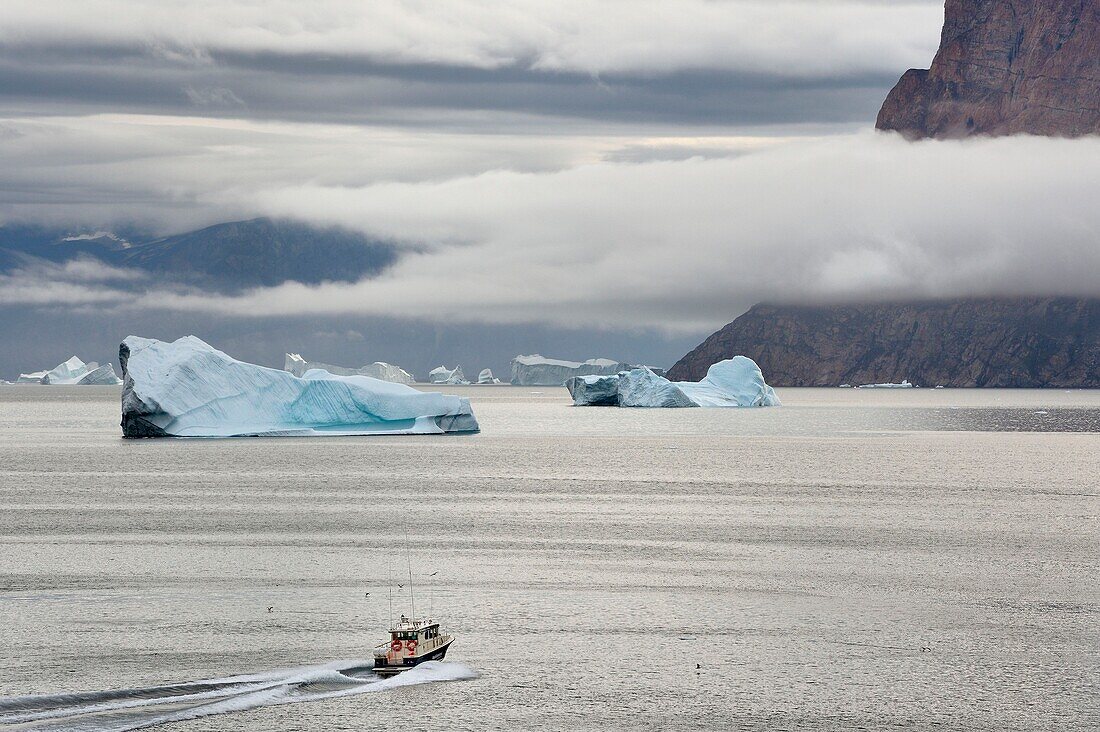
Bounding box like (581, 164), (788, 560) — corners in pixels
(406, 524), (416, 620)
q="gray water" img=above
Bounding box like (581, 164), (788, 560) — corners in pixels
(0, 386), (1098, 731)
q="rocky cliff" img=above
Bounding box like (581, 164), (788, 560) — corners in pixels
(667, 298), (1100, 387)
(877, 0), (1100, 138)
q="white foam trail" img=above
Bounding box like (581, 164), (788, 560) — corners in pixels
(0, 660), (478, 731)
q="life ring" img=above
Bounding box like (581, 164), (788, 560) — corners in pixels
(390, 639), (402, 652)
(405, 639), (418, 653)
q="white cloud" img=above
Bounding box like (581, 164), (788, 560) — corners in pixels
(3, 84), (1098, 335)
(5, 130), (1095, 333)
(0, 258), (143, 305)
(0, 1), (942, 78)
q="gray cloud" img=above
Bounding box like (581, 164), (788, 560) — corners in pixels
(0, 2), (941, 76)
(0, 1), (942, 129)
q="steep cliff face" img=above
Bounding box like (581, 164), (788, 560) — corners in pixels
(877, 0), (1100, 138)
(667, 298), (1100, 387)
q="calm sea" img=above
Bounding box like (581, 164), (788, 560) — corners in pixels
(0, 386), (1097, 731)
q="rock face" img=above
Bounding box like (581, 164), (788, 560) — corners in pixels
(284, 353), (415, 384)
(510, 354), (631, 386)
(567, 358), (780, 408)
(120, 336), (478, 438)
(667, 298), (1100, 388)
(877, 0), (1100, 138)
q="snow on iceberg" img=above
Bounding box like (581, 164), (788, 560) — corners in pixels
(429, 365), (470, 385)
(567, 357), (781, 408)
(477, 368), (502, 384)
(17, 356), (122, 385)
(857, 380), (914, 389)
(119, 336), (479, 438)
(284, 353), (415, 384)
(510, 354), (632, 386)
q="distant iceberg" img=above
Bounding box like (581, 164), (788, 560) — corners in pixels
(857, 380), (915, 389)
(120, 336), (479, 438)
(511, 354), (632, 386)
(284, 353), (415, 384)
(477, 368), (502, 384)
(17, 356), (122, 385)
(73, 363), (124, 385)
(429, 365), (470, 385)
(568, 357), (781, 408)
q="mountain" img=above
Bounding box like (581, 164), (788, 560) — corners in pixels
(0, 218), (399, 289)
(666, 298), (1100, 388)
(876, 0), (1100, 139)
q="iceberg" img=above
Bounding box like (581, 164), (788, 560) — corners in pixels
(16, 356), (122, 385)
(284, 353), (415, 384)
(567, 374), (621, 406)
(567, 357), (781, 408)
(616, 367), (696, 408)
(429, 365), (470, 385)
(857, 380), (914, 389)
(477, 368), (502, 385)
(510, 354), (632, 386)
(74, 363), (123, 385)
(119, 336), (479, 438)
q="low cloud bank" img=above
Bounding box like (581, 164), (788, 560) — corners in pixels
(150, 133), (1100, 330)
(4, 132), (1098, 332)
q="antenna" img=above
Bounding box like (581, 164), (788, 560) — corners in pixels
(406, 524), (416, 620)
(387, 554), (393, 630)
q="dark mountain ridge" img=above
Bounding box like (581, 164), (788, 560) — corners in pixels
(0, 217), (399, 290)
(667, 298), (1100, 388)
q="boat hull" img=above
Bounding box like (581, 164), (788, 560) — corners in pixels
(374, 639), (452, 677)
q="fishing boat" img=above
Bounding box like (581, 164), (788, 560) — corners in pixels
(373, 614), (454, 677)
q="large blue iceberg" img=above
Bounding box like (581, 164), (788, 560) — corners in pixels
(119, 336), (479, 438)
(567, 357), (781, 408)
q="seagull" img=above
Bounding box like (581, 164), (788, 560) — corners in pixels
(267, 606), (274, 613)
(429, 572), (439, 577)
(397, 584), (405, 589)
(364, 592), (371, 597)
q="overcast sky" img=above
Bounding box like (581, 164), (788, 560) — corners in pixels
(2, 1), (1098, 373)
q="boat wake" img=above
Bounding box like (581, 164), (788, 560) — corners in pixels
(0, 660), (477, 731)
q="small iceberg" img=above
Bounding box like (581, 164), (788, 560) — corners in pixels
(284, 353), (415, 384)
(510, 354), (632, 386)
(857, 380), (915, 389)
(119, 336), (479, 438)
(429, 365), (470, 385)
(568, 357), (780, 408)
(17, 356), (122, 385)
(477, 368), (502, 384)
